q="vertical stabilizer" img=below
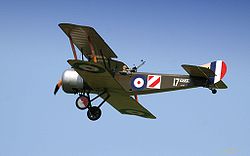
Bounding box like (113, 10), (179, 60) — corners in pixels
(201, 60), (227, 84)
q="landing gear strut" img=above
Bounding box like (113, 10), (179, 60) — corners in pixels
(75, 91), (109, 121)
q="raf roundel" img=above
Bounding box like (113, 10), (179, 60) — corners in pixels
(134, 77), (144, 88)
(131, 75), (147, 90)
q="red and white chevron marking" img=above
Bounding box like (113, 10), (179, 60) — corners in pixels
(146, 75), (161, 89)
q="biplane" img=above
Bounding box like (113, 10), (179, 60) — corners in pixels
(54, 23), (228, 121)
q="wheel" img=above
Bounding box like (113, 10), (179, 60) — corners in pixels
(75, 95), (89, 110)
(87, 106), (102, 121)
(212, 89), (217, 94)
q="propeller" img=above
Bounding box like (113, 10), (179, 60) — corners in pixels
(54, 80), (62, 95)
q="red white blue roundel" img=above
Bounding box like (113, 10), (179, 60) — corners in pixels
(131, 75), (146, 90)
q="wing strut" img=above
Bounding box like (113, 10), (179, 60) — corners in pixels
(69, 35), (78, 60)
(88, 36), (97, 63)
(134, 94), (138, 102)
(100, 49), (107, 69)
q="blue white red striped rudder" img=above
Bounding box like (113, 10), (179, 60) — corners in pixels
(201, 60), (227, 84)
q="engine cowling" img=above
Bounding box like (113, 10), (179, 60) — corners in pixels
(62, 69), (84, 94)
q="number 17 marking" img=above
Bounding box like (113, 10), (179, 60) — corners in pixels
(173, 78), (179, 87)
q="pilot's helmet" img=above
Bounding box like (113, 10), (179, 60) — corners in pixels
(123, 65), (128, 70)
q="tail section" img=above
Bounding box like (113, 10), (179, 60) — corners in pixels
(201, 60), (227, 84)
(182, 60), (228, 90)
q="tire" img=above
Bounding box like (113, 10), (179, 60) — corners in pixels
(212, 89), (217, 94)
(75, 95), (89, 110)
(87, 106), (102, 121)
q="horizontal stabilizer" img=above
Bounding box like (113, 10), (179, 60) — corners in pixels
(182, 60), (228, 89)
(181, 64), (215, 79)
(213, 80), (228, 89)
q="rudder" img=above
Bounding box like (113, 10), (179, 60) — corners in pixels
(201, 60), (227, 84)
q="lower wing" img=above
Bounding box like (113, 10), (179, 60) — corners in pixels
(102, 92), (156, 119)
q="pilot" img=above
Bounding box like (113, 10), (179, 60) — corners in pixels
(119, 65), (130, 75)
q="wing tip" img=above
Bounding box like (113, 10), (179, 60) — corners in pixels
(149, 116), (157, 119)
(121, 112), (157, 119)
(58, 23), (94, 30)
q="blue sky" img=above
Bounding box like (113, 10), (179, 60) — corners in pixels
(0, 0), (250, 155)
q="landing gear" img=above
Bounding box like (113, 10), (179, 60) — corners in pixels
(87, 106), (102, 121)
(75, 91), (109, 121)
(75, 95), (89, 110)
(211, 89), (217, 94)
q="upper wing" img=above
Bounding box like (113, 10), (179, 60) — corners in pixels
(102, 92), (156, 119)
(59, 23), (117, 59)
(68, 60), (156, 119)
